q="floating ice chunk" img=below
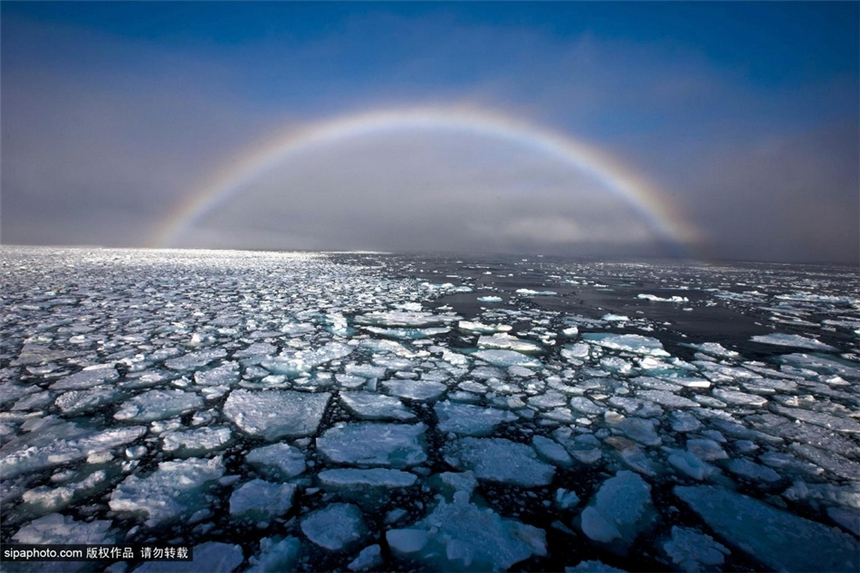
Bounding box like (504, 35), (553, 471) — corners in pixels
(637, 294), (689, 303)
(569, 397), (605, 415)
(828, 507), (860, 537)
(133, 542), (244, 573)
(223, 389), (330, 440)
(443, 437), (555, 486)
(387, 528), (429, 554)
(162, 427), (231, 456)
(670, 411), (702, 432)
(247, 537), (301, 573)
(0, 421), (146, 479)
(579, 471), (653, 550)
(319, 468), (417, 488)
(476, 296), (503, 303)
(555, 488), (580, 509)
(686, 438), (728, 461)
(55, 387), (119, 415)
(517, 289), (557, 296)
(386, 491), (546, 571)
(363, 326), (451, 339)
(12, 391), (55, 411)
(50, 365), (118, 390)
(790, 443), (860, 480)
(528, 391), (568, 410)
(457, 322), (511, 334)
(245, 443), (306, 479)
(349, 544), (383, 571)
(13, 513), (114, 544)
(667, 449), (713, 481)
(566, 561), (627, 573)
(114, 389), (203, 422)
(561, 343), (590, 361)
(438, 470), (478, 497)
(230, 479), (296, 520)
(583, 333), (670, 357)
(726, 458), (781, 483)
(109, 456), (224, 527)
(635, 390), (697, 409)
(663, 526), (729, 572)
(301, 503), (367, 551)
(261, 342), (353, 377)
(234, 342), (277, 359)
(341, 392), (416, 421)
(478, 334), (542, 353)
(317, 423), (427, 468)
(194, 362), (239, 386)
(615, 417), (662, 446)
(778, 353), (860, 379)
(355, 310), (460, 327)
(752, 333), (837, 352)
(533, 436), (573, 467)
(554, 430), (603, 464)
(675, 485), (859, 572)
(473, 349), (542, 368)
(771, 404), (860, 433)
(710, 388), (767, 407)
(435, 401), (516, 435)
(22, 469), (109, 515)
(601, 314), (629, 322)
(164, 348), (227, 370)
(382, 379), (446, 401)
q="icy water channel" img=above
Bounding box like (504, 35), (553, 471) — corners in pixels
(1, 247), (858, 572)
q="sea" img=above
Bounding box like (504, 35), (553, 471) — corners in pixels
(1, 246), (858, 572)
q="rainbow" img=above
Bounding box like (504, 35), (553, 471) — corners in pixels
(151, 106), (695, 250)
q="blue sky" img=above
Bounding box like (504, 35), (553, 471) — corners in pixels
(2, 2), (858, 262)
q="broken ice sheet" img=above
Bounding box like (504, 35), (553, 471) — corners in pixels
(386, 490), (547, 571)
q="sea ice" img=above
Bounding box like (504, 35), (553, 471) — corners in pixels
(578, 471), (653, 550)
(316, 423), (427, 468)
(109, 456), (224, 527)
(443, 437), (555, 486)
(752, 333), (838, 352)
(348, 544), (383, 571)
(386, 490), (546, 571)
(435, 401), (516, 435)
(0, 421), (146, 479)
(583, 333), (670, 357)
(472, 349), (542, 368)
(662, 526), (729, 572)
(54, 387), (119, 415)
(382, 379), (447, 401)
(245, 443), (307, 479)
(162, 427), (231, 456)
(478, 334), (542, 353)
(533, 435), (574, 467)
(340, 391), (416, 420)
(247, 537), (300, 573)
(318, 468), (417, 488)
(675, 485), (858, 572)
(113, 389), (203, 422)
(49, 365), (119, 391)
(223, 389), (330, 440)
(300, 503), (367, 551)
(164, 348), (227, 370)
(229, 479), (296, 520)
(13, 513), (114, 544)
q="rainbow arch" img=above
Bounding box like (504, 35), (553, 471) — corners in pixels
(151, 106), (695, 250)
